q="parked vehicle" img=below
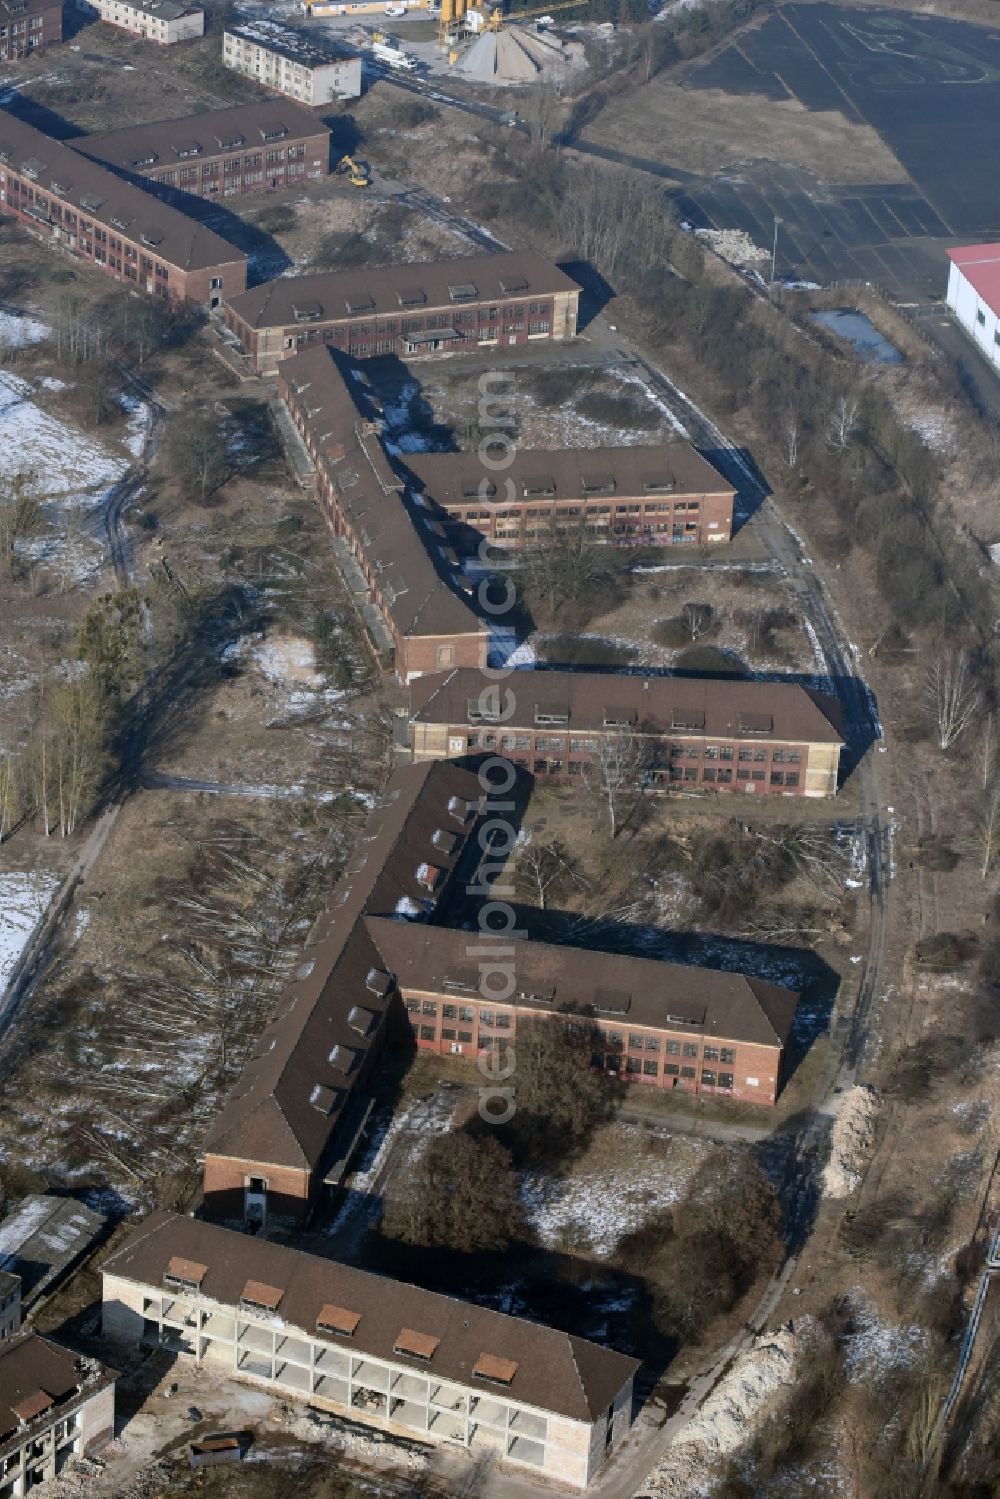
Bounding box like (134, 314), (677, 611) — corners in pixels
(372, 39), (418, 68)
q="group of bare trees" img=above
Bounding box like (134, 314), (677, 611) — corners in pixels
(0, 674), (107, 842)
(0, 589), (142, 843)
(0, 470), (43, 580)
(558, 171), (671, 283)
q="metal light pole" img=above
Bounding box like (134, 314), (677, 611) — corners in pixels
(770, 216), (782, 289)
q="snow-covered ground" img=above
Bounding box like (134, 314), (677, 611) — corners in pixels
(0, 373), (125, 499)
(521, 1126), (706, 1255)
(842, 1296), (927, 1381)
(0, 870), (61, 991)
(119, 393), (152, 459)
(0, 310), (48, 349)
(222, 631), (347, 717)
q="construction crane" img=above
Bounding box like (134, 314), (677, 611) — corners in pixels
(486, 0), (585, 29)
(338, 155), (371, 189)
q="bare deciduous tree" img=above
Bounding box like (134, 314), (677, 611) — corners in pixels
(781, 410), (800, 470)
(584, 725), (650, 838)
(926, 650), (980, 751)
(0, 471), (43, 577)
(682, 601), (714, 641)
(560, 172), (667, 282)
(980, 711), (995, 790)
(515, 836), (586, 909)
(0, 748), (20, 842)
(826, 393), (861, 450)
(973, 787), (1000, 881)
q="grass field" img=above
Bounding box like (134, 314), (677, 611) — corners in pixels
(581, 85), (905, 185)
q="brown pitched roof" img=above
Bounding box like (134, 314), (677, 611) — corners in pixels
(409, 668), (844, 746)
(0, 1331), (116, 1452)
(365, 919), (799, 1050)
(204, 761), (487, 1172)
(280, 346), (486, 645)
(0, 110), (245, 276)
(102, 1212), (638, 1424)
(403, 444), (735, 507)
(73, 99), (330, 175)
(225, 250), (578, 330)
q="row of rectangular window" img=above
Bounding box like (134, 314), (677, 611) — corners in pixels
(406, 1006), (738, 1064)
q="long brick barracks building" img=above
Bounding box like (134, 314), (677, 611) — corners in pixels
(409, 669), (844, 798)
(201, 760), (800, 1232)
(222, 250), (580, 374)
(71, 99), (332, 200)
(403, 444), (736, 549)
(278, 345), (488, 682)
(0, 110), (247, 307)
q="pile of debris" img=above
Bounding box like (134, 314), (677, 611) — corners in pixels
(822, 1085), (881, 1198)
(635, 1324), (803, 1498)
(694, 226), (770, 269)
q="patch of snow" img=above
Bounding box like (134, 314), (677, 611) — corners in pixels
(252, 635), (324, 689)
(842, 1295), (927, 1381)
(488, 628), (536, 669)
(120, 394), (152, 458)
(608, 364), (689, 438)
(0, 311), (48, 348)
(0, 373), (125, 499)
(0, 870), (61, 991)
(521, 1131), (701, 1255)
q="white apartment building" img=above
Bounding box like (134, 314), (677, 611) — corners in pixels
(0, 1332), (116, 1499)
(101, 1213), (638, 1489)
(73, 0), (204, 43)
(223, 22), (362, 104)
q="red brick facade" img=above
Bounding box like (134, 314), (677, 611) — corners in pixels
(404, 447), (736, 550)
(277, 351), (487, 684)
(76, 101), (332, 200)
(401, 988), (783, 1106)
(0, 0), (60, 59)
(222, 251), (580, 375)
(0, 113), (247, 308)
(202, 1156), (313, 1223)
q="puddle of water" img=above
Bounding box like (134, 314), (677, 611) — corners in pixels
(810, 308), (903, 364)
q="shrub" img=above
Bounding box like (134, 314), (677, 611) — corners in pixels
(978, 936), (1000, 986)
(255, 204), (298, 236)
(538, 634), (636, 667)
(531, 366), (596, 408)
(577, 389), (660, 430)
(381, 1130), (521, 1252)
(674, 645), (746, 674)
(385, 98), (439, 128)
(915, 932), (966, 970)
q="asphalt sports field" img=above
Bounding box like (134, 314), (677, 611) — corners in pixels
(673, 4), (1000, 295)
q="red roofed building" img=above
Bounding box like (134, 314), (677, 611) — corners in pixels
(946, 243), (1000, 371)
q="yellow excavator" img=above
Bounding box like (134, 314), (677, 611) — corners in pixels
(339, 155), (371, 189)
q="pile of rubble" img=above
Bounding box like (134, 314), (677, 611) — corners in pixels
(694, 226), (770, 268)
(822, 1085), (881, 1198)
(635, 1324), (803, 1498)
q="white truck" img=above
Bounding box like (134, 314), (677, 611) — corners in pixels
(372, 39), (418, 69)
